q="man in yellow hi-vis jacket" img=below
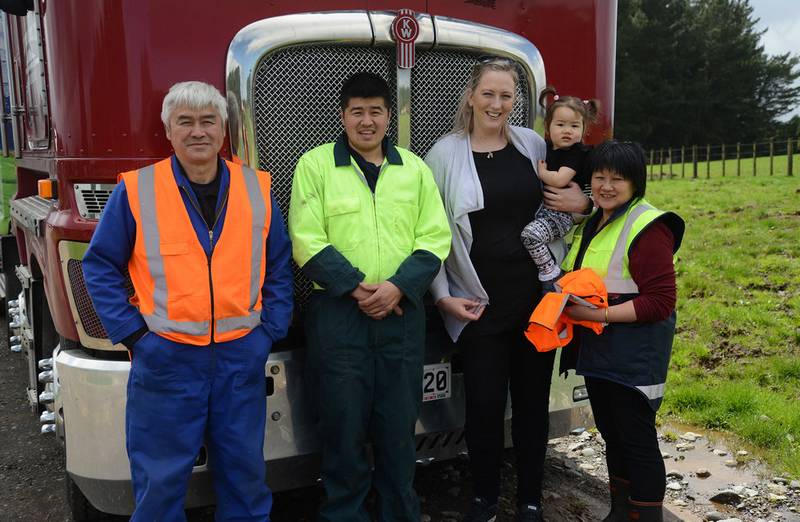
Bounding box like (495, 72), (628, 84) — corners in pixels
(288, 72), (451, 522)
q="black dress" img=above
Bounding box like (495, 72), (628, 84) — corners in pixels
(458, 142), (556, 508)
(465, 143), (542, 336)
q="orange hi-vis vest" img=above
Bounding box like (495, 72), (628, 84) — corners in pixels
(121, 158), (272, 346)
(525, 268), (608, 352)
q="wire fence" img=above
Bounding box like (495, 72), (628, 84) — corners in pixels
(644, 137), (799, 179)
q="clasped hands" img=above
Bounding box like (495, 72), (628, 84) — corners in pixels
(351, 281), (404, 320)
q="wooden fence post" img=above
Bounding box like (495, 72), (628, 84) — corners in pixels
(681, 146), (685, 178)
(769, 138), (774, 175)
(706, 144), (711, 178)
(789, 138), (794, 177)
(752, 142), (757, 176)
(736, 142), (741, 176)
(692, 145), (698, 178)
(659, 148), (664, 179)
(649, 149), (655, 180)
(668, 147), (673, 178)
(721, 143), (726, 177)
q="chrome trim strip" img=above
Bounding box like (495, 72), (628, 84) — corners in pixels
(431, 16), (546, 130)
(395, 68), (412, 148)
(226, 11), (374, 167)
(226, 10), (546, 166)
(368, 11), (435, 149)
(0, 12), (10, 157)
(2, 11), (21, 158)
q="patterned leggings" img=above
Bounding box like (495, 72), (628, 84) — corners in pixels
(520, 207), (574, 281)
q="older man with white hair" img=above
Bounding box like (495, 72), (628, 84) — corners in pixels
(82, 81), (293, 521)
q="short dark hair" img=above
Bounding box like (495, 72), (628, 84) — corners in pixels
(339, 72), (391, 111)
(588, 140), (647, 198)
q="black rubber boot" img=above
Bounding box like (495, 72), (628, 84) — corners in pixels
(601, 476), (630, 522)
(627, 499), (664, 522)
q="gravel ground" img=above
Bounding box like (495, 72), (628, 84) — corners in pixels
(6, 326), (791, 521)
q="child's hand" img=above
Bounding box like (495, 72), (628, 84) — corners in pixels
(537, 159), (549, 174)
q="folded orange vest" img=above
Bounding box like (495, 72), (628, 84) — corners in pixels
(524, 268), (609, 352)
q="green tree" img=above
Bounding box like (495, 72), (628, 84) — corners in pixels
(614, 0), (800, 147)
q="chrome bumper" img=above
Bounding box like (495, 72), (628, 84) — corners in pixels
(55, 344), (591, 515)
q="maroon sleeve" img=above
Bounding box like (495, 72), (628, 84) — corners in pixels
(628, 221), (676, 322)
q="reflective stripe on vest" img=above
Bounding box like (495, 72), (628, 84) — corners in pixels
(123, 158), (271, 345)
(636, 383), (666, 401)
(562, 199), (665, 294)
(604, 203), (653, 293)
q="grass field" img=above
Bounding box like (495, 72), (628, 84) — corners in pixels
(644, 170), (800, 477)
(0, 156), (15, 234)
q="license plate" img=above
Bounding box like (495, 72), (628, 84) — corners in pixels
(422, 363), (451, 402)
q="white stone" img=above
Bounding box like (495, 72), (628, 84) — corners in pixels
(681, 431), (702, 441)
(578, 431), (593, 441)
(713, 449), (728, 456)
(567, 442), (584, 452)
(724, 459), (738, 467)
(580, 447), (597, 458)
(744, 488), (758, 498)
(661, 452), (672, 459)
(767, 483), (787, 495)
(768, 493), (787, 502)
(672, 499), (687, 507)
(736, 450), (749, 456)
(666, 481), (683, 491)
(696, 468), (711, 478)
(731, 485), (746, 495)
(579, 463), (595, 472)
(676, 443), (696, 452)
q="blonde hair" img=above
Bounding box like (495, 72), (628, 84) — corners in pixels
(452, 58), (520, 136)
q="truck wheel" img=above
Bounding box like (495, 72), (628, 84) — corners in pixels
(65, 471), (107, 522)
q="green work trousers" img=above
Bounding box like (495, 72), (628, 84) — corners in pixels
(305, 291), (425, 522)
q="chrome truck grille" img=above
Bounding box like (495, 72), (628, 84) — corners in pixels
(59, 12), (546, 348)
(251, 46), (530, 307)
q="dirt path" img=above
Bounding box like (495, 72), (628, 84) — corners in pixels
(0, 330), (67, 521)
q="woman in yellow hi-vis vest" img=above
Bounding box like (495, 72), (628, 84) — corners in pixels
(562, 141), (684, 522)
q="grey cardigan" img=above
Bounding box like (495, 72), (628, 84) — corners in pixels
(425, 126), (566, 341)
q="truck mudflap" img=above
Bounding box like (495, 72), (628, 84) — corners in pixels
(55, 341), (591, 515)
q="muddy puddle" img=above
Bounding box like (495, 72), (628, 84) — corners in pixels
(658, 422), (799, 521)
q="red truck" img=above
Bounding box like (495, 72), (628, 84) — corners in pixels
(0, 1), (616, 519)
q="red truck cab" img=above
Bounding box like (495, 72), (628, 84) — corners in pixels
(0, 1), (615, 519)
